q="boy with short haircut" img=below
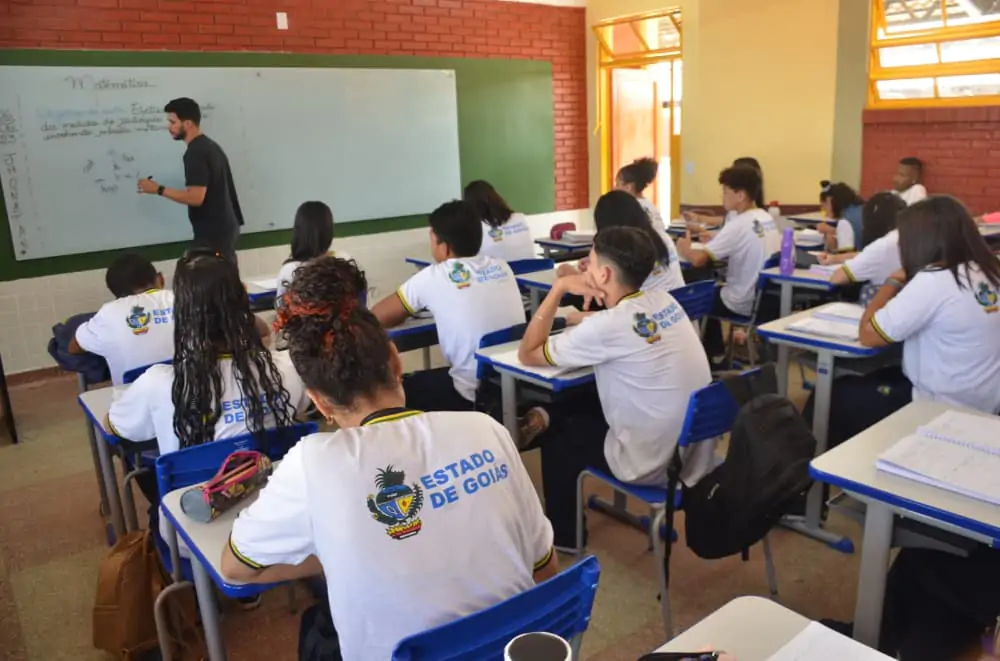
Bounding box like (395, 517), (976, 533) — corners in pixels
(518, 227), (713, 548)
(893, 157), (927, 206)
(70, 253), (175, 386)
(372, 200), (525, 412)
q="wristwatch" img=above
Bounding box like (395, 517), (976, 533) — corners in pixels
(157, 185), (165, 196)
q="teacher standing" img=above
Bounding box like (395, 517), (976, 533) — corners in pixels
(138, 97), (244, 262)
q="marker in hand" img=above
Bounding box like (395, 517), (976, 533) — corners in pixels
(138, 175), (157, 195)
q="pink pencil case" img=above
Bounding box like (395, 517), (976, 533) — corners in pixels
(982, 211), (1000, 224)
(179, 450), (272, 523)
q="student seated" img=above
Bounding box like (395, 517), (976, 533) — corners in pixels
(222, 256), (557, 661)
(616, 157), (666, 232)
(558, 191), (684, 302)
(69, 253), (175, 386)
(517, 227), (713, 548)
(683, 156), (766, 231)
(276, 201), (352, 301)
(464, 180), (535, 262)
(372, 200), (525, 412)
(805, 196), (1000, 449)
(823, 192), (909, 307)
(676, 165), (781, 361)
(816, 181), (864, 254)
(894, 156), (928, 206)
(108, 248), (309, 457)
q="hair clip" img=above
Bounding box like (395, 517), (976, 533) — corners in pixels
(820, 180), (832, 192)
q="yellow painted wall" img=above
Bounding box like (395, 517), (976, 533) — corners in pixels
(586, 0), (869, 207)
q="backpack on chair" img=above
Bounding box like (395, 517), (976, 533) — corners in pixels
(93, 529), (206, 661)
(672, 365), (816, 562)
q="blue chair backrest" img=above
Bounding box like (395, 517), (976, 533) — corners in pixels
(670, 280), (716, 323)
(508, 258), (555, 275)
(122, 359), (173, 385)
(391, 556), (601, 661)
(477, 323), (529, 380)
(675, 380), (742, 449)
(155, 422), (318, 497)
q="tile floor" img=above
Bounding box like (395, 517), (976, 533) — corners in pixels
(0, 368), (866, 661)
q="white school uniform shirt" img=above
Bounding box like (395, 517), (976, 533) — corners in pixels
(842, 229), (900, 286)
(638, 197), (667, 233)
(703, 208), (781, 316)
(543, 289), (714, 485)
(229, 410), (553, 661)
(872, 264), (1000, 414)
(275, 250), (353, 301)
(74, 289), (175, 386)
(478, 213), (535, 262)
(107, 350), (309, 455)
(397, 255), (525, 401)
(834, 219), (856, 252)
(898, 184), (928, 206)
(642, 232), (686, 293)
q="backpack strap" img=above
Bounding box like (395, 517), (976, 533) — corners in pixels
(662, 451), (684, 592)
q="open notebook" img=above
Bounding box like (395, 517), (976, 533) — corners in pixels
(484, 348), (580, 379)
(876, 410), (1000, 505)
(787, 315), (859, 341)
(766, 622), (893, 660)
(812, 302), (864, 323)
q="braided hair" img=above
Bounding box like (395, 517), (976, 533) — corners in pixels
(171, 249), (293, 449)
(275, 256), (396, 407)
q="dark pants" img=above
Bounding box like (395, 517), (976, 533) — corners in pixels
(803, 366), (912, 450)
(702, 286), (780, 361)
(529, 388), (611, 548)
(193, 227), (239, 265)
(880, 547), (1000, 661)
(402, 367), (475, 413)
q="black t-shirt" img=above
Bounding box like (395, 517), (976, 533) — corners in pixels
(183, 134), (244, 250)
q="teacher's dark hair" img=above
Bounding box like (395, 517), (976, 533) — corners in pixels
(593, 191), (670, 267)
(860, 191), (906, 248)
(164, 97), (201, 125)
(171, 248), (292, 449)
(288, 201), (334, 264)
(275, 256), (394, 407)
(464, 180), (514, 229)
(593, 226), (656, 291)
(105, 253), (158, 298)
(897, 195), (1000, 287)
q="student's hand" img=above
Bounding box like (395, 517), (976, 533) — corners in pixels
(564, 310), (593, 326)
(137, 178), (159, 194)
(556, 263), (580, 278)
(817, 252), (832, 265)
(676, 236), (692, 253)
(682, 210), (699, 223)
(817, 222), (835, 235)
(554, 273), (605, 309)
(698, 230), (716, 243)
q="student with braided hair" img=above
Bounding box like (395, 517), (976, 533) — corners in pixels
(223, 255), (557, 661)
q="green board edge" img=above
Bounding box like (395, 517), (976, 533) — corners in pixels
(0, 50), (556, 281)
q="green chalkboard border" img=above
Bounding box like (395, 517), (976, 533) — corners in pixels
(0, 50), (555, 281)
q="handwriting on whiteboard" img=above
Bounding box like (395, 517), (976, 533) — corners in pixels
(37, 102), (216, 141)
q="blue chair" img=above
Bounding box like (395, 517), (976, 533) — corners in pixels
(708, 253), (781, 369)
(575, 375), (777, 637)
(669, 279), (717, 329)
(122, 358), (173, 385)
(391, 556), (601, 661)
(509, 258), (555, 275)
(150, 423), (317, 656)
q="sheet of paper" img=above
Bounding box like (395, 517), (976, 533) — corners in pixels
(812, 302), (865, 323)
(485, 348), (579, 379)
(563, 230), (596, 242)
(809, 264), (839, 275)
(917, 409), (1000, 455)
(248, 278), (277, 291)
(877, 434), (1000, 506)
(787, 316), (859, 341)
(767, 622), (894, 661)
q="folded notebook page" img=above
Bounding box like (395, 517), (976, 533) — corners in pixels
(767, 622), (894, 660)
(787, 316), (859, 341)
(812, 302), (865, 323)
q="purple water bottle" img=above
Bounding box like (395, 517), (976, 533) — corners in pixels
(779, 227), (795, 275)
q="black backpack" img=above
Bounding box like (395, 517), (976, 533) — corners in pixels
(663, 366), (816, 583)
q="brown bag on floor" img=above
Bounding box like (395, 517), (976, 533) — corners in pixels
(93, 529), (206, 660)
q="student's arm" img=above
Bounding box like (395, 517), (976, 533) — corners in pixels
(681, 220), (740, 269)
(72, 310), (111, 357)
(675, 235), (712, 268)
(254, 315), (270, 342)
(533, 549), (559, 583)
(107, 369), (160, 442)
(817, 251), (855, 267)
(519, 275), (604, 366)
(372, 268), (432, 329)
(834, 220), (855, 253)
(683, 210), (724, 227)
(222, 443), (319, 583)
(859, 269), (934, 348)
(68, 337), (85, 355)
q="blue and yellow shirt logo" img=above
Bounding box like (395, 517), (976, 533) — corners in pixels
(449, 262), (472, 289)
(126, 305), (151, 335)
(488, 226), (504, 242)
(632, 312), (661, 344)
(751, 219), (764, 238)
(975, 281), (998, 313)
(367, 465), (424, 540)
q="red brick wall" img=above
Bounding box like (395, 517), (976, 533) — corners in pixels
(0, 0), (588, 210)
(861, 106), (1000, 215)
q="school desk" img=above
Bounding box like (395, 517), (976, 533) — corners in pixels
(811, 401), (1000, 648)
(759, 267), (837, 320)
(78, 384), (132, 539)
(756, 304), (888, 554)
(786, 211), (826, 226)
(474, 338), (594, 437)
(244, 277), (278, 307)
(387, 314), (437, 370)
(534, 237), (591, 261)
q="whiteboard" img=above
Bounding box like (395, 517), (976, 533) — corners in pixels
(0, 66), (461, 260)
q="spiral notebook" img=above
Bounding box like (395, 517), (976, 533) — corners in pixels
(876, 411), (1000, 505)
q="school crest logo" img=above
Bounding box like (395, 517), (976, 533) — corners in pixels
(366, 465), (424, 540)
(632, 312), (661, 344)
(488, 225), (504, 242)
(975, 282), (999, 313)
(126, 305), (151, 335)
(448, 262), (472, 289)
(650, 260), (664, 276)
(751, 219), (764, 238)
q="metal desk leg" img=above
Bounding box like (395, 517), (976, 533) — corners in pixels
(79, 376), (111, 517)
(775, 283), (794, 395)
(500, 372), (518, 438)
(420, 346), (431, 370)
(529, 289), (542, 314)
(779, 281), (794, 318)
(779, 350), (854, 553)
(853, 501), (894, 647)
(95, 425), (126, 538)
(191, 560), (227, 661)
